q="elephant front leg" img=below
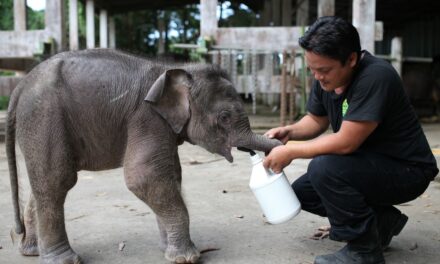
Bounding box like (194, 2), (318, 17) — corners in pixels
(158, 210), (199, 264)
(156, 216), (168, 252)
(124, 160), (199, 263)
(156, 152), (184, 252)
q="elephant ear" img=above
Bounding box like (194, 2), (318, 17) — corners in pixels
(145, 69), (193, 134)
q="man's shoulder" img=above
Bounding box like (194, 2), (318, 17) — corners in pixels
(360, 52), (397, 77)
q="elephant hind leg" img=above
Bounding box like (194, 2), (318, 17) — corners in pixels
(18, 193), (39, 256)
(22, 143), (82, 263)
(31, 168), (82, 264)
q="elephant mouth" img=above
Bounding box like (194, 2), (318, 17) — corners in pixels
(220, 146), (233, 163)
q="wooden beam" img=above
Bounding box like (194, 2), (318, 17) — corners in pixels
(280, 51), (287, 126)
(0, 58), (36, 72)
(215, 27), (303, 51)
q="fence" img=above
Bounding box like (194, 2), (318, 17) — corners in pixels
(208, 48), (310, 126)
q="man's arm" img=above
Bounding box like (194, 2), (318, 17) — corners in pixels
(264, 120), (378, 173)
(265, 113), (330, 143)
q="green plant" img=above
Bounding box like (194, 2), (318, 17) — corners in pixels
(0, 71), (14, 76)
(0, 96), (10, 110)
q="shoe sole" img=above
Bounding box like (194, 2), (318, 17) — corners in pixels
(382, 213), (408, 249)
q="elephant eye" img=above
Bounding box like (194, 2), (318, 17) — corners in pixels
(218, 111), (232, 126)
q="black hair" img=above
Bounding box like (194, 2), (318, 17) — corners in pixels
(299, 16), (361, 65)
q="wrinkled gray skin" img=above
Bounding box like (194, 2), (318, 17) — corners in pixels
(7, 49), (281, 264)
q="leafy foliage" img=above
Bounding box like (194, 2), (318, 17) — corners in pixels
(0, 0), (259, 59)
(0, 0), (13, 30)
(113, 4), (201, 57)
(26, 7), (44, 30)
(0, 96), (9, 110)
(0, 0), (44, 30)
(220, 2), (258, 27)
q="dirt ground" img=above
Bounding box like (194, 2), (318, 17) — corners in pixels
(0, 113), (439, 264)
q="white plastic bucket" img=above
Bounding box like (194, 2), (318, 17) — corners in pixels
(249, 154), (301, 224)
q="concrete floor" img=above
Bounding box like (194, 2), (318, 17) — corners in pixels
(0, 114), (439, 264)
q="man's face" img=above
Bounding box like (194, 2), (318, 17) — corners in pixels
(305, 51), (357, 92)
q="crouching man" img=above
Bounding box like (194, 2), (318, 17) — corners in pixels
(264, 16), (439, 264)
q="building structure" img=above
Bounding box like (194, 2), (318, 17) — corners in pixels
(0, 0), (439, 116)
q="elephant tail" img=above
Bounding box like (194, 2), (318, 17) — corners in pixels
(6, 85), (24, 235)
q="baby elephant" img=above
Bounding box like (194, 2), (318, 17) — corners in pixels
(7, 49), (281, 263)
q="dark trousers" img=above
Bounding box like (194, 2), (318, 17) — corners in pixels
(292, 151), (434, 241)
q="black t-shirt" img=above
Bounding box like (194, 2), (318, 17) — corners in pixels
(307, 51), (438, 172)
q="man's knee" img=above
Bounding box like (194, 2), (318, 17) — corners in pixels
(291, 174), (308, 195)
(308, 155), (341, 189)
(291, 173), (328, 217)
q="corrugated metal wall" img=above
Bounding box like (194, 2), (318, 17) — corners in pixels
(376, 15), (440, 58)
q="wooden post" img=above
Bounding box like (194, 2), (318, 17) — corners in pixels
(296, 0), (309, 26)
(69, 0), (79, 50)
(46, 0), (66, 52)
(264, 52), (274, 106)
(300, 46), (307, 115)
(99, 9), (108, 48)
(13, 0), (26, 31)
(158, 11), (165, 54)
(318, 0), (335, 17)
(231, 50), (238, 87)
(352, 0), (376, 54)
(280, 51), (288, 126)
(251, 51), (258, 114)
(289, 50), (297, 123)
(86, 0), (95, 49)
(109, 16), (116, 48)
(391, 37), (402, 76)
(243, 52), (249, 99)
(200, 0), (218, 38)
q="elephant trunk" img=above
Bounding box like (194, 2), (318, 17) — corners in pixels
(236, 132), (283, 153)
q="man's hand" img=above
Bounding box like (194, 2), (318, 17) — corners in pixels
(264, 127), (290, 144)
(263, 145), (295, 173)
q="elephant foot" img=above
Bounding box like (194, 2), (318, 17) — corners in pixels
(165, 242), (200, 263)
(19, 235), (39, 256)
(40, 241), (82, 264)
(10, 228), (39, 256)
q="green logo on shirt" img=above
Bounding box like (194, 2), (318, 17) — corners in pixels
(342, 99), (349, 117)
